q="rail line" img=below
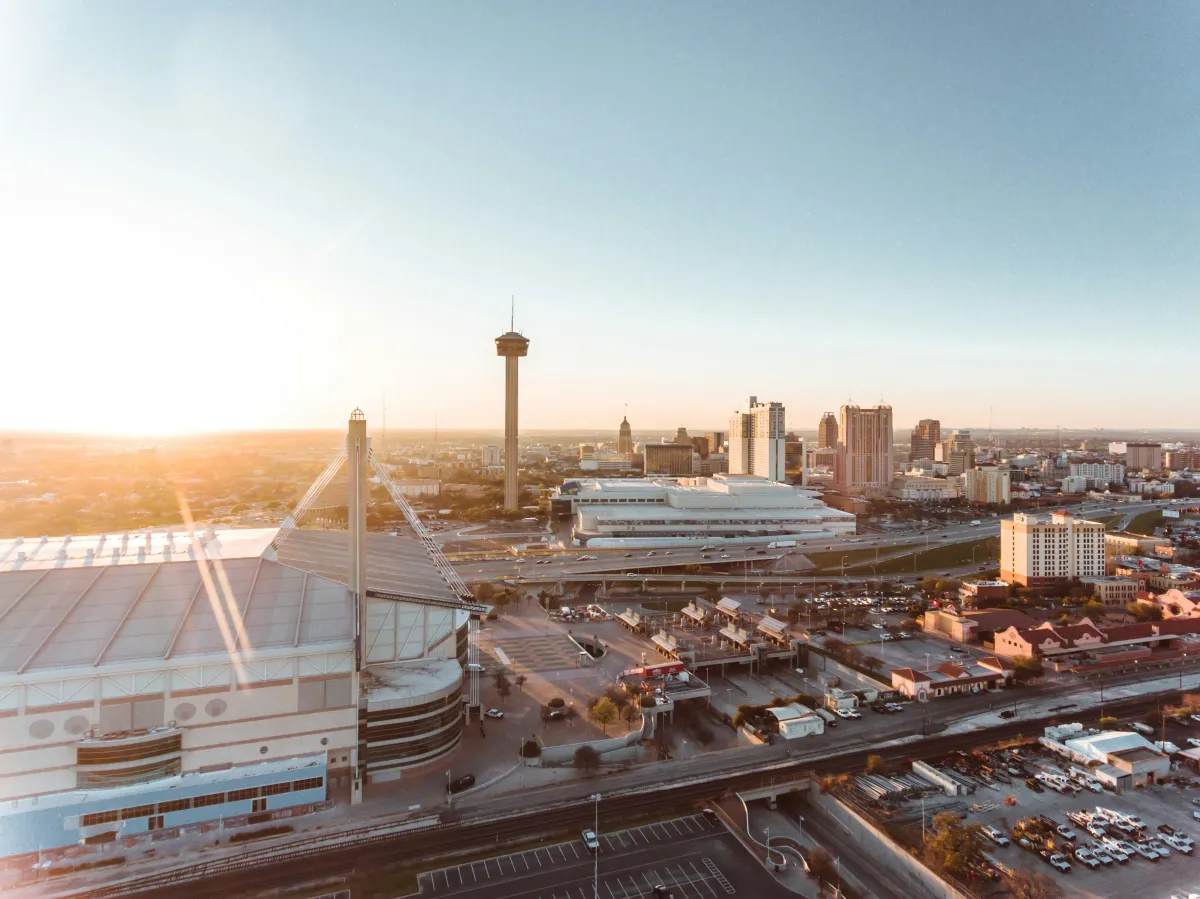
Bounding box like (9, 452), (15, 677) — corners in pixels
(71, 692), (1171, 899)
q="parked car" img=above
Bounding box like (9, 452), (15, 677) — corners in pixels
(982, 826), (1010, 847)
(581, 829), (600, 852)
(485, 708), (504, 719)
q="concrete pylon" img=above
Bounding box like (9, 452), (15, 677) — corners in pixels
(347, 409), (369, 667)
(495, 328), (529, 510)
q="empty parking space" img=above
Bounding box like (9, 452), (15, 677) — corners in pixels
(418, 814), (725, 897)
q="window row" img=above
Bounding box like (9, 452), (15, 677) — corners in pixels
(78, 775), (325, 827)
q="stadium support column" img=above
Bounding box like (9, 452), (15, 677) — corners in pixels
(347, 409), (369, 805)
(495, 328), (530, 511)
(348, 409), (370, 661)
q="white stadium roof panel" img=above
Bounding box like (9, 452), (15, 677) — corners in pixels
(0, 524), (462, 676)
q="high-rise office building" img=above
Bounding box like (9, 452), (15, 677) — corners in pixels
(909, 419), (941, 462)
(1126, 442), (1163, 470)
(675, 426), (690, 444)
(964, 465), (1011, 505)
(817, 412), (838, 449)
(495, 325), (530, 510)
(937, 430), (976, 476)
(836, 405), (893, 496)
(618, 417), (633, 455)
(706, 432), (727, 455)
(644, 442), (694, 476)
(481, 445), (501, 468)
(729, 397), (786, 482)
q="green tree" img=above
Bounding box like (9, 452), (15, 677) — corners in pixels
(922, 812), (984, 880)
(574, 744), (601, 775)
(1008, 869), (1064, 899)
(1098, 716), (1118, 728)
(520, 739), (542, 759)
(474, 582), (495, 603)
(865, 754), (886, 775)
(1011, 655), (1044, 682)
(591, 697), (619, 733)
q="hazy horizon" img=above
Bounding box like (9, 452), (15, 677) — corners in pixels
(2, 3), (1197, 434)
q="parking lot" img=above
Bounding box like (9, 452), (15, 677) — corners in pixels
(417, 813), (772, 899)
(951, 750), (1200, 899)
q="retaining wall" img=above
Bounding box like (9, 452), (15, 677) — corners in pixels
(807, 789), (973, 899)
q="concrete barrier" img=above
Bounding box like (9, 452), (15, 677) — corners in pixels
(537, 715), (650, 767)
(807, 788), (973, 899)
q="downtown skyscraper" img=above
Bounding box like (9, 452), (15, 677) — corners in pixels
(836, 405), (894, 497)
(729, 396), (786, 482)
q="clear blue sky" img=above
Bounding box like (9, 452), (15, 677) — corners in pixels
(1, 2), (1197, 435)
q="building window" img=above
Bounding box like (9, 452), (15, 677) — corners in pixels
(157, 798), (192, 814)
(81, 809), (120, 827)
(262, 781), (293, 796)
(121, 804), (155, 820)
(228, 787), (259, 802)
(194, 792), (225, 807)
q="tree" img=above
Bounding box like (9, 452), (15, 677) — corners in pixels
(1098, 716), (1118, 728)
(1126, 601), (1163, 622)
(861, 655), (884, 673)
(474, 583), (495, 602)
(1011, 655), (1044, 683)
(514, 674), (528, 692)
(1008, 869), (1064, 899)
(865, 754), (886, 775)
(591, 697), (619, 733)
(602, 684), (630, 713)
(824, 636), (846, 655)
(844, 646), (864, 667)
(520, 739), (542, 759)
(574, 745), (601, 775)
(807, 847), (836, 884)
(922, 812), (984, 880)
(547, 696), (566, 709)
(493, 670), (512, 698)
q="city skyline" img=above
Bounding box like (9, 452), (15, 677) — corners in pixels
(2, 4), (1198, 435)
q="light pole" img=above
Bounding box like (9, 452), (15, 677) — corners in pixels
(840, 555), (848, 579)
(446, 769), (452, 805)
(591, 793), (601, 899)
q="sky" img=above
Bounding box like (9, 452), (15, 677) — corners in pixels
(1, 2), (1197, 436)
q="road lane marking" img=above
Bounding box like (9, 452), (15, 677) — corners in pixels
(521, 852), (531, 870)
(679, 818), (696, 833)
(570, 843), (581, 859)
(605, 882), (617, 899)
(557, 844), (567, 861)
(669, 820), (684, 836)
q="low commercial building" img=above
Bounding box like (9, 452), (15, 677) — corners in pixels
(1080, 576), (1139, 608)
(1041, 725), (1170, 789)
(890, 657), (1012, 701)
(892, 475), (959, 501)
(992, 616), (1200, 660)
(767, 704), (824, 739)
(1105, 532), (1171, 555)
(923, 608), (1035, 644)
(1059, 475), (1088, 495)
(957, 580), (1011, 609)
(554, 474), (856, 546)
(1127, 478), (1174, 496)
(1144, 588), (1200, 619)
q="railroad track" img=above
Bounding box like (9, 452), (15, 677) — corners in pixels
(71, 692), (1171, 899)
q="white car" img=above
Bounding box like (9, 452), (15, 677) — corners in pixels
(982, 825), (1009, 847)
(581, 829), (600, 852)
(485, 708), (504, 719)
(835, 708), (852, 719)
(845, 709), (862, 719)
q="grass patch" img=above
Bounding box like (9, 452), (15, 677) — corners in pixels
(1095, 514), (1123, 531)
(806, 547), (898, 571)
(869, 537), (1000, 575)
(640, 598), (693, 612)
(1126, 510), (1164, 536)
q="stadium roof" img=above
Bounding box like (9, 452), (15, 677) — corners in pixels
(0, 557), (351, 673)
(0, 525), (467, 675)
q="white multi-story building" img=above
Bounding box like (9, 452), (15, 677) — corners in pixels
(1060, 475), (1088, 494)
(1127, 478), (1174, 496)
(481, 445), (501, 468)
(552, 474), (855, 546)
(963, 466), (1011, 505)
(728, 396), (786, 482)
(1069, 462), (1125, 488)
(1000, 511), (1105, 587)
(836, 405), (893, 497)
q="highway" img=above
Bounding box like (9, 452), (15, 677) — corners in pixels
(450, 500), (1171, 584)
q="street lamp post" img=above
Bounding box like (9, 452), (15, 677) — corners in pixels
(591, 793), (601, 899)
(446, 769), (452, 805)
(840, 555), (848, 579)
